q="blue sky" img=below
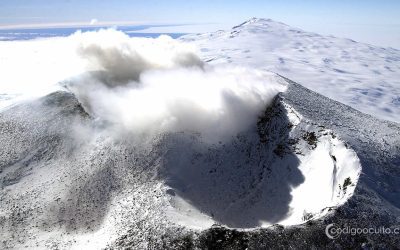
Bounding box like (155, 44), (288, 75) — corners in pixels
(1, 0), (399, 48)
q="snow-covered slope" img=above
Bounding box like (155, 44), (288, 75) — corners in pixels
(0, 86), (356, 248)
(1, 19), (399, 249)
(181, 18), (400, 123)
(163, 98), (361, 229)
(1, 79), (398, 249)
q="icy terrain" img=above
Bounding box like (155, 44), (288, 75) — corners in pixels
(181, 18), (400, 123)
(0, 19), (399, 249)
(0, 85), (364, 249)
(1, 78), (398, 249)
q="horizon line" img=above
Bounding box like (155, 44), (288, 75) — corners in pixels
(0, 20), (207, 30)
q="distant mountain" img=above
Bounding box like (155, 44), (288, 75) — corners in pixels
(181, 17), (400, 123)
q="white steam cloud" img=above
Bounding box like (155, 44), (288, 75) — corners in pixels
(0, 29), (287, 141)
(68, 30), (286, 140)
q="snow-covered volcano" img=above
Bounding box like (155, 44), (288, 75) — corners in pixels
(0, 80), (362, 248)
(181, 18), (400, 123)
(0, 19), (399, 249)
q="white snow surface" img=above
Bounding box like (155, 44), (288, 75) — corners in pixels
(0, 90), (363, 249)
(181, 18), (400, 123)
(4, 18), (395, 248)
(163, 102), (361, 229)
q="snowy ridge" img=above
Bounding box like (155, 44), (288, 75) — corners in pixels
(0, 77), (398, 248)
(0, 81), (363, 248)
(162, 96), (361, 229)
(181, 18), (400, 122)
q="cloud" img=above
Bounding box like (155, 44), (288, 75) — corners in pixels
(67, 29), (287, 141)
(76, 32), (203, 86)
(0, 28), (286, 142)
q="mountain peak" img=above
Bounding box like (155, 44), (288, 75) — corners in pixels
(232, 17), (289, 30)
(246, 17), (273, 23)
